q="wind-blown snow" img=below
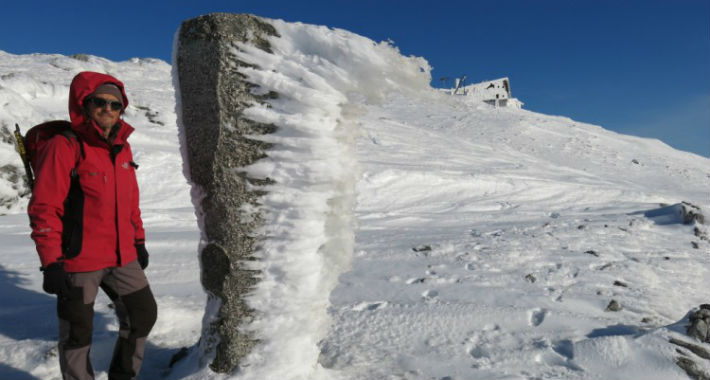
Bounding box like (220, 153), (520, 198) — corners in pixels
(218, 19), (431, 379)
(1, 14), (710, 380)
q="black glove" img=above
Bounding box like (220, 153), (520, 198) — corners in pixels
(42, 262), (71, 297)
(136, 244), (149, 269)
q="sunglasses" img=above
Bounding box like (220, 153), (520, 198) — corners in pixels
(86, 97), (123, 111)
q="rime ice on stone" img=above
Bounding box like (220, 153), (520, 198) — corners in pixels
(175, 13), (278, 373)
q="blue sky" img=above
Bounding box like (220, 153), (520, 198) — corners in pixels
(3, 0), (708, 156)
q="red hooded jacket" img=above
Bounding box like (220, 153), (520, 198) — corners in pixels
(28, 72), (145, 272)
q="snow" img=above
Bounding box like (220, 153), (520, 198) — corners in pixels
(2, 14), (710, 380)
(215, 20), (433, 379)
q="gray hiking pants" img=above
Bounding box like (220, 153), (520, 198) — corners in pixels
(57, 260), (157, 380)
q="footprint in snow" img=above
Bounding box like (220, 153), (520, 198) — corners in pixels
(529, 308), (547, 327)
(468, 344), (491, 359)
(422, 289), (439, 300)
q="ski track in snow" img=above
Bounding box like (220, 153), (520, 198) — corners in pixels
(1, 16), (710, 380)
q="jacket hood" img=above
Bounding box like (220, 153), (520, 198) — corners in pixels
(68, 71), (133, 144)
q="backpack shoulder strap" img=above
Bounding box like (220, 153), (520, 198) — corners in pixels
(58, 129), (84, 176)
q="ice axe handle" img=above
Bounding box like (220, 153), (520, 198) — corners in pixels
(13, 123), (34, 189)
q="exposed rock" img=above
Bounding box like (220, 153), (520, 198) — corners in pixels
(70, 54), (92, 62)
(605, 299), (622, 312)
(671, 338), (710, 360)
(0, 164), (26, 210)
(135, 105), (165, 126)
(689, 308), (710, 342)
(0, 123), (15, 144)
(675, 356), (710, 380)
(0, 124), (29, 209)
(597, 262), (614, 271)
(643, 202), (705, 225)
(176, 13), (279, 373)
(683, 202), (705, 225)
(671, 305), (710, 380)
(43, 345), (58, 360)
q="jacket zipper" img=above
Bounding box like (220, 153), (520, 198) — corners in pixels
(110, 145), (121, 266)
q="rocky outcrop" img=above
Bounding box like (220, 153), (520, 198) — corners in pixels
(0, 124), (28, 212)
(688, 306), (710, 343)
(682, 202), (705, 225)
(175, 13), (278, 373)
(670, 305), (710, 380)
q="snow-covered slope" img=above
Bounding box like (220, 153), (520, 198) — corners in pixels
(1, 14), (709, 380)
(318, 91), (710, 380)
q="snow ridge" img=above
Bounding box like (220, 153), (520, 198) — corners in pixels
(226, 19), (431, 379)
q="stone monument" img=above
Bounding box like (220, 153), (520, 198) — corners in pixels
(174, 13), (278, 373)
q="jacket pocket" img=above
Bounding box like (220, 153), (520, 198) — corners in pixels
(77, 167), (105, 198)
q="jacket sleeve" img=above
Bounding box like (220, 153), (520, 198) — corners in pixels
(27, 137), (75, 268)
(127, 144), (145, 245)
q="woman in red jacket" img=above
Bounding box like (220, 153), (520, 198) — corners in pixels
(28, 71), (157, 380)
